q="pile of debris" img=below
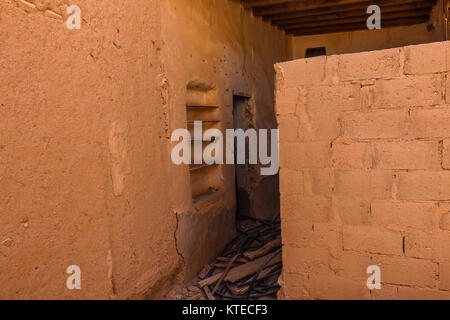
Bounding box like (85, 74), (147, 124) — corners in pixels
(183, 216), (282, 300)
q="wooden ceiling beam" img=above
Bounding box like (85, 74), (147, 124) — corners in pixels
(234, 0), (437, 37)
(264, 1), (375, 21)
(280, 7), (432, 30)
(286, 15), (430, 36)
(276, 1), (435, 27)
(264, 0), (434, 21)
(253, 0), (382, 16)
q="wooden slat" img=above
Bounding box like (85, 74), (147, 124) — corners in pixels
(243, 238), (281, 260)
(224, 252), (282, 283)
(280, 7), (432, 30)
(198, 273), (223, 288)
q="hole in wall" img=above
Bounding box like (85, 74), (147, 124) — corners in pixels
(305, 46), (327, 58)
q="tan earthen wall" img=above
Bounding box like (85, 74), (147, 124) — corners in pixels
(0, 0), (291, 299)
(276, 41), (450, 299)
(0, 0), (183, 299)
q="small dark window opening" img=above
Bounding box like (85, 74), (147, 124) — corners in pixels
(305, 46), (327, 58)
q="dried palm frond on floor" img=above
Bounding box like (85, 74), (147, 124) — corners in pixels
(182, 215), (282, 300)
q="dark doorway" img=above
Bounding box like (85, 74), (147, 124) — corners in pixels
(232, 95), (252, 217)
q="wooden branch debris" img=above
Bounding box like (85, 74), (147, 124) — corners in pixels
(203, 286), (215, 300)
(178, 216), (282, 300)
(198, 273), (223, 288)
(243, 237), (281, 260)
(198, 264), (212, 280)
(212, 254), (240, 295)
(225, 252), (282, 283)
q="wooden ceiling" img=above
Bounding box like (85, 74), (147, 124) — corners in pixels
(242, 0), (439, 36)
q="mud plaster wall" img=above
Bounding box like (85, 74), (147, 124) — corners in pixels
(293, 0), (446, 59)
(0, 0), (181, 299)
(276, 41), (450, 299)
(161, 0), (292, 281)
(0, 0), (291, 299)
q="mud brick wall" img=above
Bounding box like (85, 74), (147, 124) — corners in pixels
(276, 41), (450, 300)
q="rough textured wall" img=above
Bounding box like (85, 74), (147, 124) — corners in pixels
(0, 0), (292, 299)
(293, 0), (446, 59)
(162, 0), (292, 280)
(0, 0), (181, 299)
(276, 41), (450, 299)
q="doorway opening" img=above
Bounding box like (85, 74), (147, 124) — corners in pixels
(232, 95), (253, 218)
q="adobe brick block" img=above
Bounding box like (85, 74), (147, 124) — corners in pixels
(410, 108), (450, 139)
(281, 272), (309, 300)
(324, 55), (339, 85)
(373, 75), (442, 108)
(342, 110), (408, 139)
(305, 83), (361, 113)
(297, 112), (341, 142)
(331, 142), (373, 170)
(371, 200), (437, 231)
(280, 194), (331, 223)
(281, 221), (342, 250)
(447, 73), (450, 104)
(278, 116), (299, 142)
(441, 212), (450, 231)
(303, 169), (332, 196)
(334, 171), (394, 199)
(371, 255), (437, 288)
(404, 42), (447, 75)
(447, 42), (450, 71)
(438, 202), (450, 231)
(312, 223), (343, 256)
(397, 287), (450, 300)
(278, 56), (326, 87)
(309, 274), (371, 300)
(333, 197), (370, 225)
(343, 225), (403, 255)
(361, 85), (375, 111)
(338, 48), (401, 81)
(405, 231), (450, 261)
(279, 142), (330, 170)
(283, 246), (331, 275)
(398, 171), (450, 201)
(279, 169), (303, 195)
(331, 251), (371, 281)
(373, 141), (440, 170)
(444, 140), (450, 169)
(276, 87), (298, 116)
(371, 285), (399, 300)
(439, 262), (450, 290)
